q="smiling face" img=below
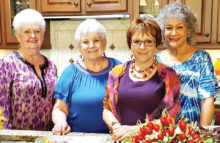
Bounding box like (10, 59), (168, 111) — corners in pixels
(131, 32), (156, 64)
(78, 32), (106, 60)
(16, 23), (44, 52)
(164, 18), (188, 49)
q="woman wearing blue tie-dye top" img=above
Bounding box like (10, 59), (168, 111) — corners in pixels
(156, 2), (219, 126)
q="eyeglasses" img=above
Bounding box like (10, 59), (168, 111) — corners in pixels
(131, 40), (155, 47)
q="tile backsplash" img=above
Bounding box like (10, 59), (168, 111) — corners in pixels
(1, 19), (220, 77)
(49, 19), (130, 76)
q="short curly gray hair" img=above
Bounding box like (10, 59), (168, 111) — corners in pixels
(156, 2), (197, 46)
(75, 19), (106, 44)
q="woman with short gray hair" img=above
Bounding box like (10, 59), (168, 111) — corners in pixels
(0, 9), (57, 130)
(156, 2), (219, 126)
(52, 19), (121, 135)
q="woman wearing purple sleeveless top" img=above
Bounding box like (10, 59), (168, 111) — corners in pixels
(103, 18), (181, 142)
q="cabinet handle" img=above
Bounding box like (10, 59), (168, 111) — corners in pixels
(74, 1), (78, 6)
(205, 33), (209, 37)
(87, 2), (91, 6)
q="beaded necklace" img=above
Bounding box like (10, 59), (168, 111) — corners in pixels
(130, 58), (158, 79)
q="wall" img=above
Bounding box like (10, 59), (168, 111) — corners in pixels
(0, 19), (220, 76)
(0, 19), (131, 76)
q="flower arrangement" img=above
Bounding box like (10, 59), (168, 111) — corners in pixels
(0, 109), (6, 129)
(123, 109), (214, 143)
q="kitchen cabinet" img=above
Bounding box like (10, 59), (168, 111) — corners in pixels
(0, 0), (16, 49)
(39, 0), (127, 14)
(0, 10), (2, 44)
(217, 0), (220, 43)
(39, 0), (80, 13)
(85, 0), (126, 12)
(136, 0), (220, 49)
(215, 104), (220, 125)
(138, 0), (212, 43)
(0, 0), (50, 49)
(180, 0), (212, 43)
(5, 0), (36, 43)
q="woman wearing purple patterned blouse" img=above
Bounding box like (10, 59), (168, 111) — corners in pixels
(0, 9), (57, 130)
(103, 18), (181, 142)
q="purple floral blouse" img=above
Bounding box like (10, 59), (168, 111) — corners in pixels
(0, 51), (57, 130)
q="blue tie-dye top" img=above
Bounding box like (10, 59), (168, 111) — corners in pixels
(157, 49), (219, 124)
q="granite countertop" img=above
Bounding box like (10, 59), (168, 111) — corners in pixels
(0, 129), (114, 143)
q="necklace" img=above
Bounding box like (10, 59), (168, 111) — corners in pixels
(130, 58), (158, 79)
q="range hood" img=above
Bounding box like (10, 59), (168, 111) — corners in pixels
(43, 14), (130, 20)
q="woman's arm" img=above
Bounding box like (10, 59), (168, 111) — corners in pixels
(103, 109), (139, 142)
(0, 58), (13, 129)
(103, 109), (120, 131)
(200, 96), (215, 126)
(198, 51), (218, 125)
(52, 98), (71, 135)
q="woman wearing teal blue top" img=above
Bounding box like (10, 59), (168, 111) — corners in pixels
(156, 2), (219, 126)
(52, 19), (121, 135)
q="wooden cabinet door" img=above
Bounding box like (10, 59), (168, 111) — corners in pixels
(217, 0), (220, 42)
(5, 0), (37, 43)
(167, 0), (212, 43)
(186, 0), (212, 43)
(0, 10), (1, 44)
(40, 0), (80, 13)
(85, 0), (127, 12)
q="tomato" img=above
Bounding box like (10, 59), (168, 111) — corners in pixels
(178, 120), (187, 131)
(157, 134), (164, 140)
(142, 140), (151, 143)
(151, 138), (158, 142)
(189, 131), (198, 136)
(167, 118), (172, 125)
(170, 138), (178, 143)
(132, 136), (139, 143)
(168, 128), (175, 136)
(162, 127), (168, 135)
(140, 127), (147, 136)
(160, 116), (168, 125)
(138, 134), (146, 141)
(147, 122), (154, 129)
(192, 134), (201, 141)
(145, 127), (153, 135)
(153, 124), (160, 132)
(179, 133), (187, 140)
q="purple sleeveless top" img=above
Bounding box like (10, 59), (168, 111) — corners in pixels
(117, 62), (165, 125)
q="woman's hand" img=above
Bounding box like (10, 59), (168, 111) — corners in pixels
(52, 121), (71, 135)
(52, 99), (70, 135)
(111, 124), (139, 142)
(103, 109), (139, 141)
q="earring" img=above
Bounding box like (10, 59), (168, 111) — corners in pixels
(130, 54), (134, 61)
(103, 52), (106, 57)
(187, 34), (191, 39)
(79, 54), (83, 59)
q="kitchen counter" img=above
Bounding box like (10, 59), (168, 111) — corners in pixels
(0, 129), (114, 143)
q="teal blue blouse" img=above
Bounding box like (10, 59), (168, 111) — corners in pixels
(157, 50), (219, 124)
(54, 58), (121, 133)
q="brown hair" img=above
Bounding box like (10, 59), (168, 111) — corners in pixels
(126, 18), (162, 49)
